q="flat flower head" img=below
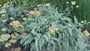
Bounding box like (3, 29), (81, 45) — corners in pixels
(71, 1), (76, 5)
(37, 4), (41, 7)
(81, 21), (84, 24)
(2, 28), (7, 31)
(2, 20), (6, 22)
(78, 34), (82, 38)
(21, 15), (24, 17)
(76, 5), (79, 8)
(83, 30), (90, 36)
(68, 24), (71, 27)
(21, 33), (27, 39)
(44, 3), (50, 7)
(23, 18), (26, 20)
(66, 2), (69, 4)
(5, 43), (11, 47)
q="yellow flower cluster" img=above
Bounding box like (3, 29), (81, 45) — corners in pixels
(71, 1), (76, 5)
(29, 11), (41, 17)
(44, 3), (50, 7)
(2, 20), (6, 23)
(9, 39), (16, 44)
(83, 30), (90, 36)
(78, 33), (83, 38)
(10, 21), (24, 30)
(78, 30), (90, 38)
(2, 28), (7, 31)
(49, 25), (59, 35)
(68, 24), (71, 27)
(11, 33), (18, 38)
(2, 14), (6, 17)
(21, 33), (27, 39)
(0, 34), (10, 42)
(5, 43), (11, 47)
(0, 9), (6, 13)
(3, 3), (10, 9)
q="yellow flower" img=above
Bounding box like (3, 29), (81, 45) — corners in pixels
(68, 24), (71, 27)
(15, 33), (18, 36)
(49, 26), (56, 35)
(21, 33), (27, 39)
(78, 34), (82, 38)
(11, 34), (16, 38)
(21, 15), (24, 17)
(55, 28), (59, 31)
(34, 8), (37, 10)
(9, 39), (16, 44)
(2, 28), (7, 31)
(83, 30), (90, 36)
(0, 9), (6, 13)
(0, 38), (3, 42)
(35, 11), (41, 17)
(81, 21), (84, 24)
(5, 43), (11, 47)
(0, 5), (2, 7)
(10, 23), (13, 26)
(23, 10), (27, 12)
(10, 17), (14, 20)
(2, 20), (6, 23)
(71, 1), (76, 5)
(76, 5), (79, 8)
(44, 3), (50, 7)
(37, 4), (41, 7)
(23, 18), (26, 20)
(44, 19), (47, 21)
(78, 23), (82, 25)
(20, 25), (24, 28)
(66, 2), (69, 4)
(0, 34), (10, 41)
(26, 14), (29, 16)
(7, 2), (10, 4)
(2, 14), (5, 17)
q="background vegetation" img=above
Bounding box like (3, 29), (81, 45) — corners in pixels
(0, 0), (89, 28)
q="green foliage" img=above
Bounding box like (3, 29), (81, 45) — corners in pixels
(19, 4), (88, 51)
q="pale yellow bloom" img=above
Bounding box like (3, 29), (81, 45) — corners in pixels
(78, 23), (82, 25)
(9, 39), (16, 43)
(76, 5), (79, 8)
(21, 33), (27, 39)
(0, 9), (6, 13)
(44, 3), (50, 7)
(66, 2), (69, 4)
(15, 33), (18, 36)
(21, 15), (24, 17)
(68, 24), (71, 27)
(37, 4), (41, 7)
(2, 20), (6, 22)
(11, 34), (16, 38)
(55, 28), (59, 31)
(5, 43), (11, 47)
(0, 5), (2, 7)
(44, 19), (47, 21)
(2, 14), (5, 17)
(2, 28), (7, 31)
(78, 34), (82, 38)
(23, 18), (26, 20)
(10, 23), (13, 26)
(49, 25), (56, 35)
(10, 17), (14, 20)
(83, 30), (90, 36)
(81, 21), (84, 24)
(71, 1), (76, 5)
